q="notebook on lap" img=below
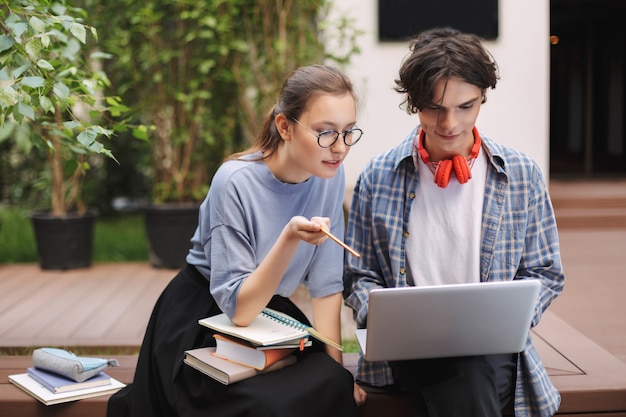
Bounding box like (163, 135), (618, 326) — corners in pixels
(355, 280), (541, 361)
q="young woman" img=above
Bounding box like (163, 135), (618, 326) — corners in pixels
(108, 65), (366, 417)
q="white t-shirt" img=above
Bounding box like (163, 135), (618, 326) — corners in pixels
(406, 148), (488, 286)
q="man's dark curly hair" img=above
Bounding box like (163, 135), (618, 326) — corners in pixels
(394, 27), (499, 114)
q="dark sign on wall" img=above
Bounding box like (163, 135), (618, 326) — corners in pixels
(378, 0), (499, 42)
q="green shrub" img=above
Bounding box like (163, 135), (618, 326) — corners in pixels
(0, 207), (36, 262)
(93, 213), (148, 262)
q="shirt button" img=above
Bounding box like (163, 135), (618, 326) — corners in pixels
(403, 231), (410, 238)
(400, 268), (406, 275)
(409, 192), (416, 199)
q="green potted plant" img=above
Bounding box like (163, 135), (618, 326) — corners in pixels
(93, 0), (362, 269)
(0, 0), (129, 269)
(92, 0), (242, 268)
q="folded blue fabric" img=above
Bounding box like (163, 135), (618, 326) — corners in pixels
(32, 347), (119, 382)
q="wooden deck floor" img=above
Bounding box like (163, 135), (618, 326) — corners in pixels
(1, 227), (626, 365)
(0, 263), (172, 348)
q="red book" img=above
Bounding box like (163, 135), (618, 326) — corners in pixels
(212, 334), (296, 370)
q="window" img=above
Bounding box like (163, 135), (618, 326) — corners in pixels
(378, 0), (499, 42)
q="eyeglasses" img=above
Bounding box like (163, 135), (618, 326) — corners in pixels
(291, 118), (363, 148)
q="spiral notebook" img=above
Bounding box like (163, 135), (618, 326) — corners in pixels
(198, 308), (342, 350)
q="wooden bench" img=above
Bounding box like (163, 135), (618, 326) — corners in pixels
(2, 312), (626, 416)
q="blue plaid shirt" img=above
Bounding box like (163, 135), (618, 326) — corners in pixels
(344, 127), (565, 417)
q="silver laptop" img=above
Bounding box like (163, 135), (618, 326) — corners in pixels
(355, 280), (540, 361)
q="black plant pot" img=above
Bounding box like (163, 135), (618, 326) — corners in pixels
(30, 211), (97, 270)
(144, 203), (200, 269)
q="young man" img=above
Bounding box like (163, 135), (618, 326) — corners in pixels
(344, 28), (565, 416)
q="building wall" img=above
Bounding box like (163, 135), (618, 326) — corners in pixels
(332, 0), (550, 190)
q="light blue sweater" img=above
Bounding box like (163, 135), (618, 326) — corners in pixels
(187, 153), (346, 318)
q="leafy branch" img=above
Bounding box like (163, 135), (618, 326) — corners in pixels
(0, 0), (130, 215)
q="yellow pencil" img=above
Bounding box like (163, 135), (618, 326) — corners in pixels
(319, 227), (361, 258)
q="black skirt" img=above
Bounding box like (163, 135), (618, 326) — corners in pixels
(107, 264), (359, 417)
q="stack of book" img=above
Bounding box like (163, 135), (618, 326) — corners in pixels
(9, 366), (125, 405)
(184, 308), (342, 385)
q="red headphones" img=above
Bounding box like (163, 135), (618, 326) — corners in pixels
(417, 127), (482, 188)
